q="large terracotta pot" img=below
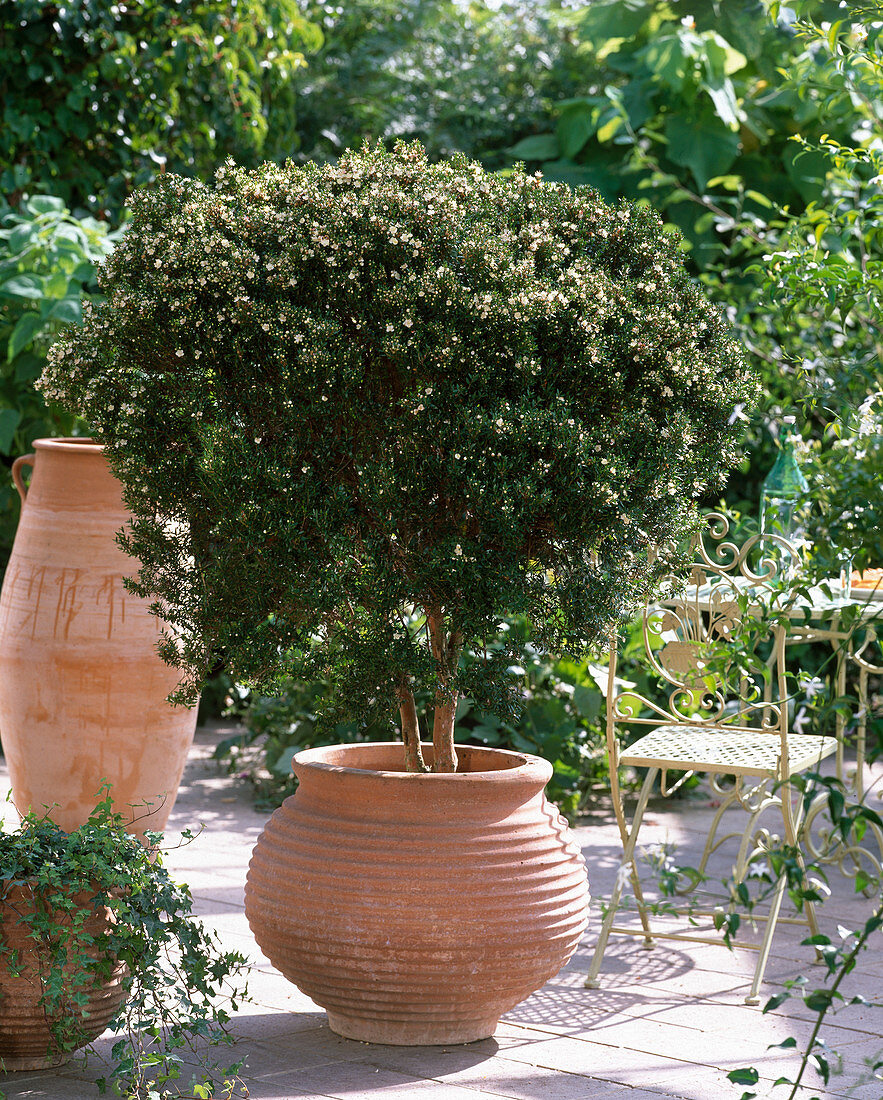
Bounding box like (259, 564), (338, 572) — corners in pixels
(0, 884), (127, 1070)
(0, 438), (198, 836)
(245, 742), (590, 1045)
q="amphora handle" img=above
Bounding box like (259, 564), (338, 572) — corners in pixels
(12, 454), (35, 503)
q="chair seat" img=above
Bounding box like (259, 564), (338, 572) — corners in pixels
(620, 725), (838, 777)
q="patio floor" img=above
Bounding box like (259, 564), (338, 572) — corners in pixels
(1, 722), (881, 1100)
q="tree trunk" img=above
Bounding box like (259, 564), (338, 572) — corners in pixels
(397, 677), (428, 773)
(427, 609), (462, 774)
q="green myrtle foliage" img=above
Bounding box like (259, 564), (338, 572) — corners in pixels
(41, 142), (754, 736)
(0, 792), (248, 1099)
(0, 0), (322, 218)
(0, 194), (120, 571)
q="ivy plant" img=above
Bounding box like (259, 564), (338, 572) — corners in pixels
(0, 790), (248, 1099)
(41, 142), (754, 774)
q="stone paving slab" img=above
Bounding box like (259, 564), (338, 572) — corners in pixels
(1, 722), (881, 1100)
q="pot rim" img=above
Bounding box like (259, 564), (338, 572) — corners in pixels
(292, 741), (553, 785)
(32, 436), (103, 454)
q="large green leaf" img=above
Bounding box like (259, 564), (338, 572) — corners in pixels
(575, 0), (649, 44)
(704, 34), (747, 78)
(0, 274), (43, 300)
(506, 134), (560, 162)
(557, 105), (596, 159)
(640, 33), (690, 91)
(48, 297), (83, 324)
(573, 684), (601, 722)
(6, 223), (38, 255)
(44, 269), (73, 298)
(785, 145), (829, 204)
(0, 408), (21, 453)
(703, 76), (740, 130)
(618, 81), (655, 131)
(13, 351), (44, 382)
(543, 159), (620, 197)
(7, 312), (44, 362)
(27, 195), (67, 215)
(665, 115), (740, 191)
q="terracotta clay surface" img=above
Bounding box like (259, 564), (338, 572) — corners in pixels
(0, 885), (127, 1070)
(245, 742), (590, 1045)
(0, 439), (198, 835)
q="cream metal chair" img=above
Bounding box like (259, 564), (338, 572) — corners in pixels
(585, 514), (839, 1004)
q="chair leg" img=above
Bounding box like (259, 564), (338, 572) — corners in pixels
(585, 768), (658, 989)
(745, 868), (787, 1006)
(745, 781), (804, 1005)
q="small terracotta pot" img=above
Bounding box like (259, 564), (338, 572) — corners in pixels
(0, 885), (127, 1070)
(0, 438), (198, 836)
(245, 742), (589, 1045)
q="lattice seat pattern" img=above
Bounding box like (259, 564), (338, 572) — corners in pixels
(621, 725), (838, 777)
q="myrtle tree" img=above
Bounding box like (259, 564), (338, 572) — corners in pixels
(41, 143), (754, 772)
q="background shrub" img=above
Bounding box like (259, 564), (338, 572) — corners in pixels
(0, 194), (120, 569)
(0, 0), (322, 218)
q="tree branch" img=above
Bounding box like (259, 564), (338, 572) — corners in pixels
(427, 607), (461, 773)
(396, 676), (428, 773)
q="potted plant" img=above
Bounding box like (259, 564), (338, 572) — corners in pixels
(0, 789), (248, 1097)
(39, 142), (755, 1043)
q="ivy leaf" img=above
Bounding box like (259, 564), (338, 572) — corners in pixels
(727, 1068), (759, 1085)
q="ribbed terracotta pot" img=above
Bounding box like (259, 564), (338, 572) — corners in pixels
(245, 742), (590, 1045)
(0, 438), (198, 836)
(0, 885), (127, 1070)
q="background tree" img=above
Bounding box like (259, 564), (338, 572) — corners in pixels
(281, 0), (579, 168)
(0, 0), (322, 218)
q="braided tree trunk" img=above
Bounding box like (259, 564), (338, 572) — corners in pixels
(397, 610), (463, 774)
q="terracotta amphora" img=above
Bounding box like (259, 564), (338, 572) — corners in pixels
(246, 742), (590, 1045)
(0, 438), (197, 836)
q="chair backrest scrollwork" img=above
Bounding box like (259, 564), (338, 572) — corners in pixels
(609, 514), (793, 737)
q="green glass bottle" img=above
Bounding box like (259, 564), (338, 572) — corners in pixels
(760, 416), (809, 547)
